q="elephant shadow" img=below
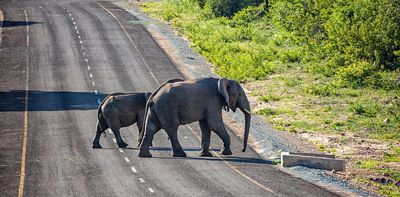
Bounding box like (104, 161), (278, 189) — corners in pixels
(98, 146), (220, 152)
(98, 146), (273, 165)
(154, 155), (274, 165)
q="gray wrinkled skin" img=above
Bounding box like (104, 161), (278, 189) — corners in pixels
(139, 77), (251, 158)
(92, 92), (151, 148)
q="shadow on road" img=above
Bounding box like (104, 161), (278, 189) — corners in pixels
(101, 146), (272, 165)
(99, 146), (221, 152)
(1, 20), (42, 28)
(152, 155), (273, 165)
(0, 90), (107, 111)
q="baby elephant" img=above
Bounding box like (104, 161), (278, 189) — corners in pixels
(92, 92), (151, 149)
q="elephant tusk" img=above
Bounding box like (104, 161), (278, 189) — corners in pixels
(243, 108), (251, 114)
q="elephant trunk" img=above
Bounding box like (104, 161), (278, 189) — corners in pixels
(242, 110), (251, 152)
(238, 94), (251, 152)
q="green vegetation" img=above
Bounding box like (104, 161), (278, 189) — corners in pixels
(140, 1), (400, 195)
(141, 0), (399, 141)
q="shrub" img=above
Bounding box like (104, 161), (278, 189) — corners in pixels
(350, 100), (382, 117)
(271, 0), (400, 75)
(231, 5), (265, 27)
(256, 108), (277, 116)
(324, 0), (400, 70)
(259, 94), (281, 102)
(303, 84), (337, 96)
(334, 61), (376, 88)
(207, 0), (265, 17)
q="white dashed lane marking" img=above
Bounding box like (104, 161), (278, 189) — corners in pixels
(64, 7), (158, 194)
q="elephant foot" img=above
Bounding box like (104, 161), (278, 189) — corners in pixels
(92, 143), (102, 149)
(173, 150), (187, 157)
(138, 149), (152, 158)
(221, 147), (233, 155)
(137, 141), (152, 147)
(118, 142), (128, 148)
(199, 150), (213, 157)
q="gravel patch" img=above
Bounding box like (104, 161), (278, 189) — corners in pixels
(282, 166), (377, 196)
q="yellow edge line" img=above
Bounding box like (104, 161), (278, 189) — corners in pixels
(96, 2), (160, 85)
(185, 125), (274, 193)
(97, 2), (273, 194)
(18, 8), (30, 197)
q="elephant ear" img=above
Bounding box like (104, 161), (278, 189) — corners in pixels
(218, 78), (230, 111)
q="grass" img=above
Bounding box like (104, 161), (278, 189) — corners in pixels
(354, 147), (400, 196)
(139, 1), (400, 195)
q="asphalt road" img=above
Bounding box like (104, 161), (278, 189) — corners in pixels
(0, 1), (339, 196)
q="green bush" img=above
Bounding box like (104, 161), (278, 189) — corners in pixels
(207, 0), (265, 17)
(303, 84), (338, 96)
(350, 100), (382, 117)
(271, 0), (400, 73)
(231, 5), (265, 26)
(334, 61), (376, 87)
(256, 108), (277, 116)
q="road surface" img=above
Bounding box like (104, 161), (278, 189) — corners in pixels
(0, 1), (339, 196)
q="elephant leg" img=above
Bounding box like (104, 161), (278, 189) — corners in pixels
(136, 114), (144, 147)
(110, 126), (128, 148)
(92, 122), (104, 149)
(136, 112), (154, 147)
(209, 121), (232, 155)
(164, 127), (186, 157)
(138, 117), (160, 158)
(199, 119), (213, 157)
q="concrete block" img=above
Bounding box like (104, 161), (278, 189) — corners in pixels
(281, 152), (346, 171)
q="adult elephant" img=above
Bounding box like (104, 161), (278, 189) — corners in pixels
(138, 77), (251, 158)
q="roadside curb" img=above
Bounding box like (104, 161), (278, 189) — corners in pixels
(281, 152), (346, 171)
